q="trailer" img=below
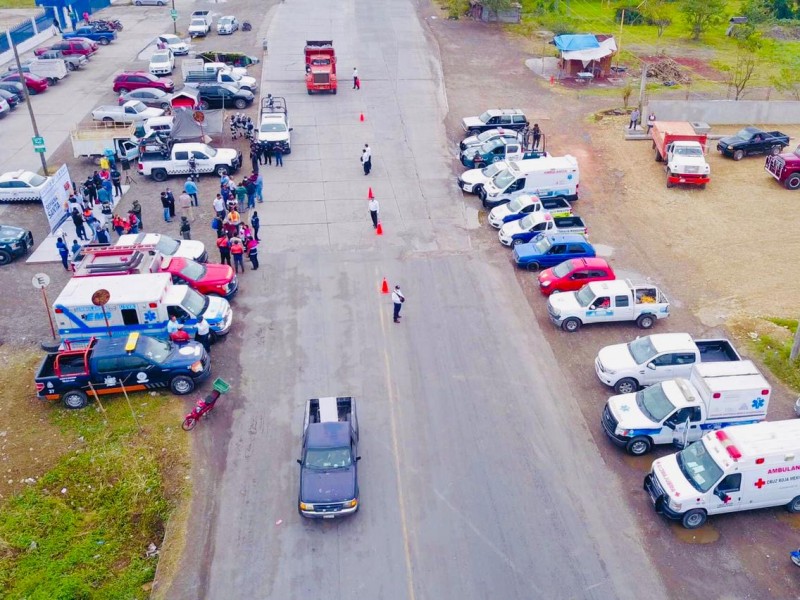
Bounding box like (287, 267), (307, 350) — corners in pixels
(70, 122), (139, 162)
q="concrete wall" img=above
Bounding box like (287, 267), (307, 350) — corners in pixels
(646, 100), (800, 125)
(0, 25), (56, 68)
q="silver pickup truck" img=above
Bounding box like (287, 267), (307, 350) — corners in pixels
(37, 50), (87, 72)
(92, 100), (164, 124)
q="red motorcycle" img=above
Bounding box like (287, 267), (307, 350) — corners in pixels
(182, 378), (230, 431)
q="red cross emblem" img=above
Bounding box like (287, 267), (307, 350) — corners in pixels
(754, 478), (766, 489)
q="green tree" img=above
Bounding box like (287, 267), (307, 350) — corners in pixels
(481, 0), (514, 13)
(740, 0), (773, 24)
(643, 0), (673, 37)
(681, 0), (727, 41)
(771, 61), (800, 100)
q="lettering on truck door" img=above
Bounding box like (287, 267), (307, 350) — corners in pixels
(711, 473), (744, 513)
(505, 144), (522, 162)
(584, 295), (613, 323)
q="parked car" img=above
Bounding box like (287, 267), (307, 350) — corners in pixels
(717, 127), (790, 160)
(0, 224), (34, 265)
(0, 170), (50, 203)
(118, 87), (174, 110)
(63, 26), (116, 45)
(459, 128), (520, 152)
(216, 16), (239, 35)
(512, 233), (595, 270)
(1, 72), (47, 95)
(537, 257), (615, 296)
(113, 71), (174, 93)
(0, 98), (9, 119)
(461, 109), (529, 135)
(35, 39), (96, 58)
(457, 161), (508, 195)
(156, 34), (189, 55)
(196, 83), (253, 110)
(0, 81), (24, 100)
(136, 0), (167, 5)
(149, 49), (174, 76)
(0, 89), (20, 109)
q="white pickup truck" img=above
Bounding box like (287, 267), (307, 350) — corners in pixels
(137, 142), (242, 182)
(188, 15), (212, 38)
(70, 123), (139, 161)
(547, 279), (669, 332)
(92, 100), (164, 124)
(595, 332), (742, 394)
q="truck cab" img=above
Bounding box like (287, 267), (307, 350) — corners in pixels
(461, 138), (544, 169)
(304, 40), (337, 94)
(479, 155), (579, 208)
(488, 194), (572, 228)
(665, 141), (710, 188)
(498, 211), (586, 247)
(137, 142), (242, 182)
(297, 397), (359, 518)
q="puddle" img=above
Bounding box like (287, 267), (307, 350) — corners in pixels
(621, 453), (653, 473)
(776, 512), (800, 530)
(670, 521), (720, 544)
(592, 243), (614, 257)
(464, 206), (483, 229)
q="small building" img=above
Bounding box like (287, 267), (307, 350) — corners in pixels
(171, 88), (198, 110)
(552, 34), (617, 79)
(468, 1), (521, 24)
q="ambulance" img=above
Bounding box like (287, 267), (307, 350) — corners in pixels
(53, 272), (232, 344)
(644, 420), (800, 529)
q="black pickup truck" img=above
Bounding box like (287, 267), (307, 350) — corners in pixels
(0, 224), (33, 266)
(717, 127), (790, 161)
(297, 396), (360, 518)
(34, 333), (210, 408)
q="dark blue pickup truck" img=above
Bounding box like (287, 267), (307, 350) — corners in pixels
(34, 333), (210, 408)
(717, 127), (789, 161)
(297, 396), (360, 518)
(63, 26), (116, 45)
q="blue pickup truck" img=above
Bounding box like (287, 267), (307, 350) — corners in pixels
(63, 26), (116, 45)
(34, 333), (210, 408)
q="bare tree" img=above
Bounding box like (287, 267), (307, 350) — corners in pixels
(723, 52), (757, 100)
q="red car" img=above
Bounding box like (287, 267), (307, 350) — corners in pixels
(1, 72), (47, 95)
(537, 257), (615, 296)
(161, 257), (238, 299)
(113, 71), (175, 93)
(35, 39), (96, 58)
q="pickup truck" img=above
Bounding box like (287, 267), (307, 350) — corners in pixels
(765, 145), (800, 190)
(9, 57), (69, 85)
(92, 100), (164, 124)
(717, 127), (789, 161)
(459, 128), (521, 152)
(70, 123), (139, 161)
(498, 212), (586, 246)
(34, 333), (210, 409)
(0, 224), (34, 266)
(488, 194), (571, 228)
(547, 279), (669, 333)
(297, 396), (360, 518)
(258, 96), (292, 152)
(651, 121), (710, 188)
(461, 138), (545, 169)
(137, 142), (242, 182)
(595, 332), (741, 394)
(36, 49), (87, 71)
(188, 16), (212, 38)
(183, 69), (258, 93)
(63, 26), (116, 45)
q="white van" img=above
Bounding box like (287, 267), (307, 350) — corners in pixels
(479, 155), (579, 209)
(603, 361), (771, 455)
(645, 420), (800, 529)
(53, 273), (232, 343)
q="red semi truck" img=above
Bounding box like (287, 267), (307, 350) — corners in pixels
(304, 40), (337, 94)
(651, 121), (711, 188)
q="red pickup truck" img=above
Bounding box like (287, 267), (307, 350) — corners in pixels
(765, 145), (800, 190)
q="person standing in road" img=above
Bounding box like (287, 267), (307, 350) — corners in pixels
(230, 237), (245, 273)
(352, 67), (358, 89)
(246, 237), (259, 270)
(195, 316), (211, 353)
(160, 192), (172, 223)
(213, 193), (226, 219)
(70, 239), (82, 262)
(249, 142), (260, 173)
(184, 177), (198, 206)
(216, 233), (231, 265)
(179, 190), (193, 222)
(110, 167), (122, 198)
(165, 188), (176, 220)
(274, 143), (284, 167)
(71, 208), (88, 241)
(255, 171), (264, 202)
(250, 210), (260, 241)
(646, 112), (657, 135)
(179, 216), (191, 240)
(361, 144), (372, 175)
(56, 237), (70, 270)
(235, 181), (247, 213)
(532, 123), (542, 150)
(629, 108), (640, 130)
(244, 177), (256, 209)
(392, 285), (405, 323)
(368, 197), (379, 229)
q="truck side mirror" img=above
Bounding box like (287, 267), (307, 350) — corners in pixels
(296, 459), (302, 465)
(356, 456), (361, 461)
(289, 128), (293, 132)
(646, 362), (656, 370)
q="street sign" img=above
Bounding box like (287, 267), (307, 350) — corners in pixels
(170, 9), (178, 20)
(32, 273), (51, 289)
(32, 136), (45, 147)
(34, 147), (46, 153)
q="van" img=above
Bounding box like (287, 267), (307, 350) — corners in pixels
(53, 273), (232, 343)
(644, 420), (800, 529)
(479, 155), (579, 209)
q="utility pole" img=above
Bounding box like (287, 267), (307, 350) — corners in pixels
(11, 38), (48, 174)
(616, 9), (625, 70)
(172, 0), (177, 34)
(638, 62), (648, 115)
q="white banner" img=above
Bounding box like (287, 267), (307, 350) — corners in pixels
(40, 164), (72, 234)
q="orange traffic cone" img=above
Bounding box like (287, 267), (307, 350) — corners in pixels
(368, 187), (374, 199)
(380, 278), (389, 294)
(376, 222), (383, 236)
(360, 113), (365, 122)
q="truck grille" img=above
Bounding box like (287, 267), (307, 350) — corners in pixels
(313, 73), (330, 83)
(684, 166), (699, 174)
(601, 405), (618, 434)
(313, 502), (343, 513)
(765, 155), (784, 178)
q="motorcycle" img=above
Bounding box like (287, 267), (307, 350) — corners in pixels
(89, 19), (123, 32)
(241, 21), (252, 32)
(182, 378), (230, 431)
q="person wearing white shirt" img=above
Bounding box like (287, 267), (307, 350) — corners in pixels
(392, 285), (405, 323)
(195, 316), (211, 352)
(368, 198), (379, 229)
(361, 144), (372, 175)
(352, 67), (358, 89)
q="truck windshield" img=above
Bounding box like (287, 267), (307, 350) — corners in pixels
(491, 169), (515, 190)
(259, 122), (287, 133)
(674, 146), (703, 157)
(481, 162), (503, 177)
(180, 261), (206, 281)
(478, 111), (492, 123)
(137, 336), (172, 363)
(628, 336), (657, 364)
(155, 236), (180, 256)
(733, 128), (751, 140)
(676, 440), (723, 493)
(636, 384), (675, 422)
(181, 287), (209, 316)
(304, 447), (351, 469)
(190, 19), (205, 26)
(552, 259), (576, 278)
(575, 286), (595, 307)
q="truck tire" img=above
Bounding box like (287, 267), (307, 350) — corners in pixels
(214, 165), (228, 176)
(170, 375), (195, 395)
(681, 509), (707, 529)
(98, 38), (110, 46)
(785, 174), (800, 190)
(117, 87), (129, 94)
(473, 184), (484, 197)
(626, 436), (653, 456)
(770, 145), (782, 156)
(561, 318), (581, 333)
(787, 495), (800, 513)
(511, 238), (525, 247)
(469, 129), (480, 136)
(151, 168), (168, 182)
(66, 62), (76, 71)
(307, 89), (312, 95)
(524, 261), (541, 271)
(665, 171), (674, 188)
(234, 99), (247, 109)
(46, 77), (56, 86)
(654, 148), (662, 162)
(160, 102), (170, 110)
(198, 100), (210, 110)
(0, 249), (11, 266)
(636, 314), (655, 329)
(135, 0), (142, 4)
(613, 378), (638, 394)
(102, 117), (113, 123)
(732, 149), (745, 161)
(62, 389), (88, 409)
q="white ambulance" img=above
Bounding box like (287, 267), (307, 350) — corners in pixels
(602, 361), (771, 455)
(644, 420), (800, 529)
(478, 155), (579, 209)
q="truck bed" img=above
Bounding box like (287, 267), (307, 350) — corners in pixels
(308, 396), (353, 423)
(696, 340), (740, 362)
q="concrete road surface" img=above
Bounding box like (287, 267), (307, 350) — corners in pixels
(167, 0), (669, 598)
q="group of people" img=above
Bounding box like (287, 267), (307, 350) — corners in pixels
(214, 213), (260, 274)
(248, 140), (286, 172)
(230, 113), (256, 140)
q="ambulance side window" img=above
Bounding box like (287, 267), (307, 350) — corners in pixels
(716, 473), (741, 494)
(167, 306), (188, 321)
(121, 308), (139, 326)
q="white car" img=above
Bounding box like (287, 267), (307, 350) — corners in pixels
(216, 16), (239, 35)
(457, 161), (507, 195)
(156, 34), (189, 56)
(149, 49), (174, 76)
(0, 170), (50, 203)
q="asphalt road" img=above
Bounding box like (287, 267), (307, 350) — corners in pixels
(167, 0), (668, 598)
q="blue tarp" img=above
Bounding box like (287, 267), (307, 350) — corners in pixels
(552, 34), (599, 52)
